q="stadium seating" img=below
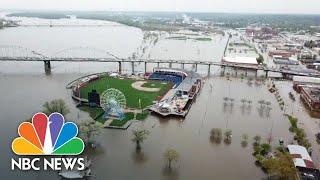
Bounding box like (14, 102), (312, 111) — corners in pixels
(149, 73), (184, 86)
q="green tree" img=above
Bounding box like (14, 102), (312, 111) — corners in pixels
(295, 128), (306, 142)
(163, 149), (180, 169)
(262, 152), (297, 180)
(255, 154), (265, 163)
(78, 119), (102, 145)
(43, 99), (70, 116)
(254, 145), (263, 155)
(254, 135), (262, 145)
(261, 143), (272, 155)
(256, 54), (264, 64)
(132, 129), (150, 150)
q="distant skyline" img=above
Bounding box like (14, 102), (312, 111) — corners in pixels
(1, 0), (320, 14)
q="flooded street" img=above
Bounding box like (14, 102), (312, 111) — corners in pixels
(0, 17), (317, 180)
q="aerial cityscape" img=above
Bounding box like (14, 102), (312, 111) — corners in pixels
(1, 0), (320, 180)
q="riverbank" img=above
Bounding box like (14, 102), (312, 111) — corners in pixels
(6, 12), (182, 31)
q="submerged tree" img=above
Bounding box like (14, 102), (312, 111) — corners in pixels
(78, 119), (102, 145)
(210, 128), (222, 144)
(132, 129), (150, 150)
(226, 72), (230, 79)
(241, 133), (249, 147)
(229, 98), (235, 106)
(241, 98), (247, 106)
(43, 99), (70, 116)
(163, 149), (180, 169)
(253, 135), (262, 145)
(224, 129), (232, 144)
(223, 97), (229, 106)
(265, 101), (271, 107)
(258, 100), (265, 109)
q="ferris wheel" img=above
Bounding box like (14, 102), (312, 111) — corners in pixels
(100, 88), (126, 120)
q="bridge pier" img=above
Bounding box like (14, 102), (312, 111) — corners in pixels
(131, 62), (135, 75)
(255, 70), (258, 78)
(282, 73), (288, 79)
(157, 62), (160, 68)
(118, 62), (122, 74)
(245, 69), (248, 77)
(207, 64), (211, 77)
(265, 71), (268, 78)
(44, 61), (51, 74)
(235, 67), (238, 77)
(182, 63), (185, 69)
(169, 62), (172, 68)
(221, 66), (226, 76)
(195, 63), (198, 72)
(144, 62), (147, 74)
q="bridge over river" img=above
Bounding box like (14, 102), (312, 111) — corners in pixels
(0, 45), (319, 78)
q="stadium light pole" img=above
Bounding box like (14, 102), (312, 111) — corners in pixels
(139, 99), (142, 113)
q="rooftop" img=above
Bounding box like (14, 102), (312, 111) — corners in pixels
(301, 86), (320, 102)
(293, 76), (320, 84)
(176, 76), (198, 92)
(222, 56), (258, 65)
(288, 145), (316, 169)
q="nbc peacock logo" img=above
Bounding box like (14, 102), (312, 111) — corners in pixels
(12, 112), (85, 155)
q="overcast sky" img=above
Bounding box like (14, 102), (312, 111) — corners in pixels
(1, 0), (320, 14)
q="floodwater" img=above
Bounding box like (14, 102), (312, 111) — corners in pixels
(0, 16), (302, 180)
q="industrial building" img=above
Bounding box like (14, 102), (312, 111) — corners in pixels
(300, 86), (320, 112)
(293, 76), (320, 93)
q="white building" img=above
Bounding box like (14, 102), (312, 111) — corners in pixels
(222, 56), (258, 66)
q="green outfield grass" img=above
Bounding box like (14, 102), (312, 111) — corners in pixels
(80, 77), (171, 108)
